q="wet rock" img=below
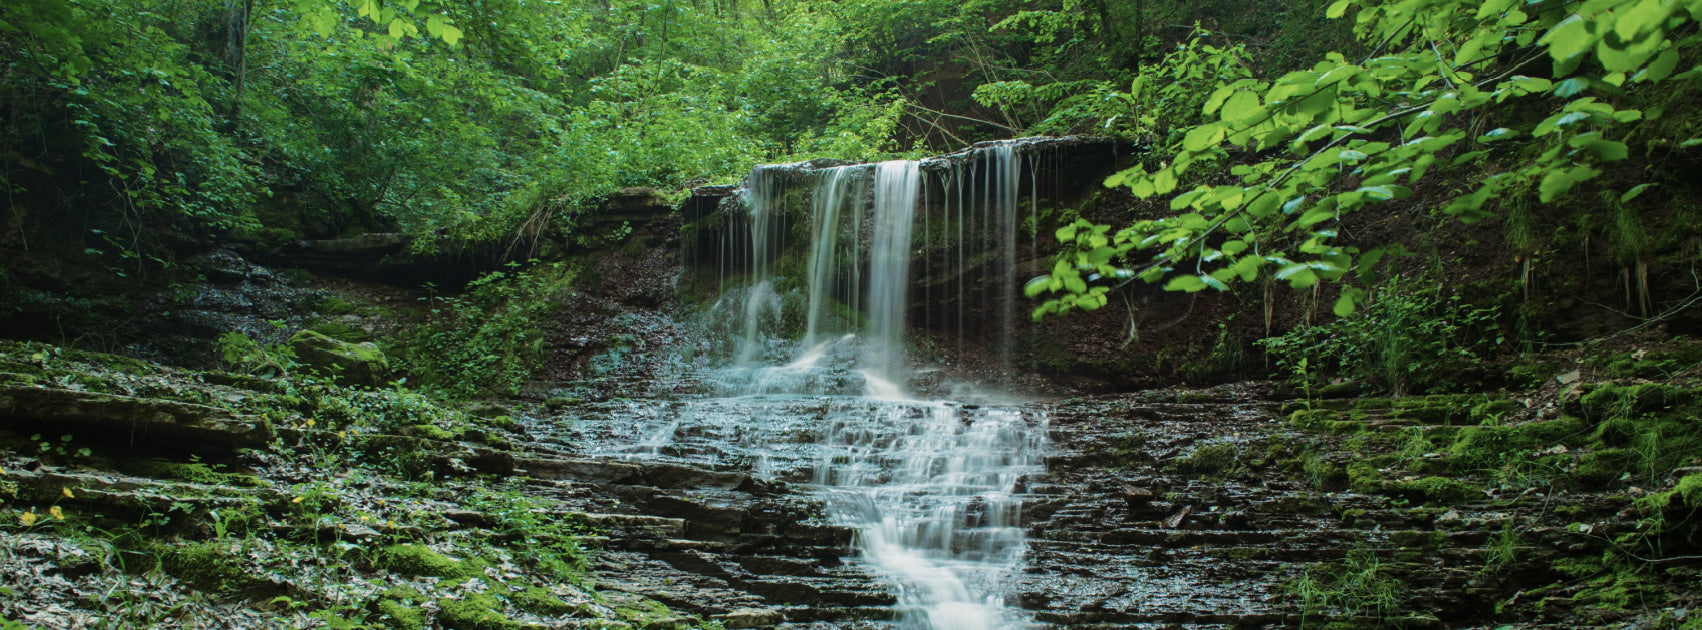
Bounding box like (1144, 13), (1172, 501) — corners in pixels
(288, 329), (388, 386)
(1121, 484), (1155, 512)
(0, 385), (272, 449)
(715, 607), (783, 628)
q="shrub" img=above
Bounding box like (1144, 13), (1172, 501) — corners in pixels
(1259, 276), (1499, 396)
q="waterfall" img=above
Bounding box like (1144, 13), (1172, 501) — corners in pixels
(862, 161), (921, 391)
(801, 166), (861, 356)
(731, 165), (785, 368)
(682, 142), (1063, 629)
(814, 401), (1045, 630)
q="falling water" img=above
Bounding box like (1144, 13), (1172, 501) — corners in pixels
(863, 161), (921, 391)
(677, 145), (1062, 629)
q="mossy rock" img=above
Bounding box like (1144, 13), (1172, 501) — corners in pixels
(1576, 383), (1694, 419)
(290, 329), (389, 387)
(318, 296), (359, 316)
(1655, 473), (1702, 510)
(309, 321), (369, 343)
(1347, 460), (1385, 494)
(161, 541), (273, 594)
(379, 544), (472, 579)
(120, 460), (269, 488)
(1449, 418), (1588, 467)
(1174, 442), (1239, 475)
(1575, 449), (1636, 488)
(1593, 417), (1638, 447)
(512, 586), (575, 616)
(1470, 399), (1520, 424)
(403, 424), (457, 441)
(377, 600), (427, 630)
(1384, 476), (1480, 505)
(438, 593), (524, 630)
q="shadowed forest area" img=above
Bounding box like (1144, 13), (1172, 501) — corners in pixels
(3, 0), (1702, 628)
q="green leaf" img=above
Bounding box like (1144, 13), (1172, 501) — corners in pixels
(1277, 265), (1320, 289)
(1023, 276), (1051, 298)
(1541, 15), (1593, 66)
(1056, 224), (1078, 242)
(1635, 49), (1680, 83)
(1333, 292), (1357, 317)
(1326, 0), (1350, 19)
(1153, 169), (1178, 194)
(1130, 176), (1156, 199)
(1576, 137), (1629, 161)
(1184, 124), (1223, 152)
(1221, 90), (1264, 123)
(1620, 183), (1655, 203)
(1166, 275), (1208, 292)
(1203, 84), (1237, 116)
(1559, 77), (1593, 97)
(1538, 170), (1574, 203)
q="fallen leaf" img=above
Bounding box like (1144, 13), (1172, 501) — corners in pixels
(1556, 370), (1581, 384)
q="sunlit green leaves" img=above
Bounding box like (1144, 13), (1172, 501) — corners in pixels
(1032, 0), (1690, 321)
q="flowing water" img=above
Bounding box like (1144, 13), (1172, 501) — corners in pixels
(641, 148), (1052, 628)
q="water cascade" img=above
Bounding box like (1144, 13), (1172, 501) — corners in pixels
(660, 141), (1091, 628)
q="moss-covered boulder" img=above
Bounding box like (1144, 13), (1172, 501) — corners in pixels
(290, 329), (389, 386)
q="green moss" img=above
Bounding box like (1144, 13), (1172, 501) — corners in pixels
(1384, 476), (1479, 505)
(1593, 417), (1638, 447)
(377, 600), (426, 630)
(380, 544), (472, 579)
(479, 415), (517, 430)
(121, 460), (268, 488)
(1449, 418), (1588, 468)
(1654, 473), (1702, 510)
(512, 586), (575, 616)
(1470, 399), (1519, 424)
(1576, 448), (1636, 487)
(0, 372), (39, 386)
(1347, 460), (1384, 493)
(1207, 547), (1270, 560)
(161, 541), (269, 593)
(310, 321), (369, 342)
(405, 424), (457, 441)
(319, 297), (359, 316)
(1603, 346), (1702, 379)
(1577, 383), (1693, 419)
(1288, 409), (1369, 434)
(437, 594), (521, 630)
(1506, 363), (1560, 389)
(1174, 442), (1238, 475)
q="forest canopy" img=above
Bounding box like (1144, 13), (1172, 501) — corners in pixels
(1, 0), (1355, 266)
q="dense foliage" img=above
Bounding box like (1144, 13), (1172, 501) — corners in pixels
(1030, 0), (1702, 322)
(0, 0), (918, 264)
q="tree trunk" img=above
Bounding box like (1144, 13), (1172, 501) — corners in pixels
(225, 0), (255, 124)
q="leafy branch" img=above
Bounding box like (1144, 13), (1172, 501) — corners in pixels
(1030, 0), (1702, 320)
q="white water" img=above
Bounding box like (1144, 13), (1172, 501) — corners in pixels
(694, 150), (1051, 629)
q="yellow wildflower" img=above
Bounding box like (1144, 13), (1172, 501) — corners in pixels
(61, 487), (74, 499)
(49, 506), (63, 520)
(20, 512), (36, 527)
